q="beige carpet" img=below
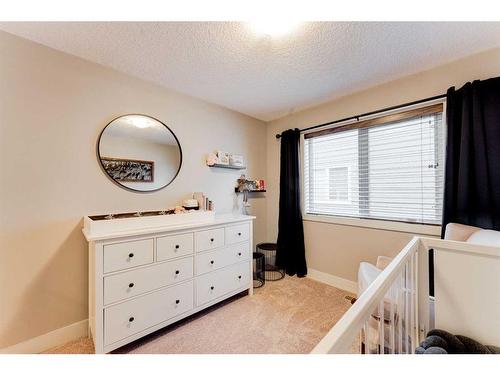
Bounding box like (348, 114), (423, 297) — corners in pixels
(45, 276), (353, 354)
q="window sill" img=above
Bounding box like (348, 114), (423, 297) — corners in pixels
(303, 214), (441, 236)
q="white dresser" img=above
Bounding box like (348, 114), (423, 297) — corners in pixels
(83, 213), (255, 353)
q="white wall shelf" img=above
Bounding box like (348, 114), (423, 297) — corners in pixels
(208, 164), (246, 170)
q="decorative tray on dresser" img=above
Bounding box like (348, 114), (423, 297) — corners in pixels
(82, 211), (255, 353)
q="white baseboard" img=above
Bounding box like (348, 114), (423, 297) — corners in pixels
(308, 268), (358, 295)
(0, 319), (88, 354)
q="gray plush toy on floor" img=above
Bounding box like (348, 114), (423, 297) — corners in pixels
(415, 329), (500, 354)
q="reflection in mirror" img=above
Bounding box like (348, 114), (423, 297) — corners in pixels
(98, 114), (182, 192)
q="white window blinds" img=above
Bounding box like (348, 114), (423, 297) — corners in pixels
(304, 104), (445, 225)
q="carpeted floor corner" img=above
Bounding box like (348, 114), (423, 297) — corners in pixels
(44, 276), (353, 354)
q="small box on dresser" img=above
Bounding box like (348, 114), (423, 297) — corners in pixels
(83, 213), (255, 353)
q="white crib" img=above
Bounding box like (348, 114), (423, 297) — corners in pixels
(311, 237), (500, 354)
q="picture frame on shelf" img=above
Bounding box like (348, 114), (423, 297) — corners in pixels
(229, 154), (244, 167)
(216, 150), (230, 165)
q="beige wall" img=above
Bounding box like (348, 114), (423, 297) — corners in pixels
(266, 47), (500, 282)
(0, 31), (267, 348)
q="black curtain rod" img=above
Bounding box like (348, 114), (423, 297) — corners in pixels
(275, 94), (446, 139)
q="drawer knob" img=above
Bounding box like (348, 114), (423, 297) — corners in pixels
(175, 245), (180, 249)
(238, 275), (242, 279)
(129, 317), (134, 322)
(128, 253), (134, 258)
(210, 286), (214, 290)
(238, 232), (241, 236)
(175, 270), (180, 275)
(175, 299), (180, 304)
(210, 260), (214, 265)
(210, 238), (214, 242)
(238, 252), (242, 256)
(128, 283), (134, 288)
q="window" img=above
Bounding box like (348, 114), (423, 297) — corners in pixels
(313, 167), (350, 203)
(328, 167), (349, 202)
(304, 104), (445, 225)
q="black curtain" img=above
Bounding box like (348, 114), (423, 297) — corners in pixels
(276, 129), (307, 277)
(442, 77), (500, 236)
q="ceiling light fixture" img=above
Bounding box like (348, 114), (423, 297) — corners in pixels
(125, 116), (154, 129)
(248, 20), (301, 37)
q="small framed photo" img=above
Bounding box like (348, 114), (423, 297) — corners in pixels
(229, 154), (244, 167)
(246, 180), (257, 191)
(217, 150), (230, 165)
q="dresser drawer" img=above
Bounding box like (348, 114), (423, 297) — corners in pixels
(103, 238), (154, 273)
(195, 262), (250, 306)
(195, 249), (226, 275)
(195, 242), (250, 276)
(225, 223), (250, 245)
(194, 228), (224, 252)
(224, 261), (251, 296)
(104, 257), (193, 305)
(225, 242), (250, 266)
(157, 233), (194, 261)
(104, 280), (193, 345)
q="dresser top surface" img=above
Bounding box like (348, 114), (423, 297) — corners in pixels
(83, 213), (255, 242)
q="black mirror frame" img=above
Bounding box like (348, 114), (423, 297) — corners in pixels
(96, 114), (183, 193)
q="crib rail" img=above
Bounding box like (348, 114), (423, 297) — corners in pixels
(311, 237), (428, 354)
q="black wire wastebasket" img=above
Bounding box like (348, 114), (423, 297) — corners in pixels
(255, 243), (285, 281)
(253, 252), (265, 288)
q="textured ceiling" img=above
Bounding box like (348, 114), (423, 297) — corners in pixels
(1, 22), (500, 121)
(106, 116), (178, 145)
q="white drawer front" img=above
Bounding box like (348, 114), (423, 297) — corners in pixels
(194, 228), (224, 252)
(195, 249), (225, 275)
(225, 223), (250, 245)
(195, 261), (250, 306)
(225, 242), (250, 266)
(157, 233), (194, 261)
(104, 257), (193, 305)
(103, 238), (154, 273)
(225, 261), (251, 295)
(195, 242), (250, 276)
(104, 280), (193, 345)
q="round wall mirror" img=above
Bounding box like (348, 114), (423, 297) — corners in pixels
(97, 114), (182, 192)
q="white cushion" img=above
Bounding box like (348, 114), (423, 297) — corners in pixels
(358, 262), (400, 321)
(445, 222), (481, 241)
(376, 256), (393, 270)
(466, 229), (500, 247)
(358, 262), (381, 296)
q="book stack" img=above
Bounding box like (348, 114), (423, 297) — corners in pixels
(193, 192), (214, 211)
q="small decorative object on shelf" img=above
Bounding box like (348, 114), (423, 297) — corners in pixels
(255, 179), (266, 191)
(206, 153), (218, 166)
(235, 175), (266, 209)
(236, 175), (251, 207)
(206, 151), (246, 169)
(216, 150), (230, 165)
(229, 154), (244, 167)
(234, 177), (266, 193)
